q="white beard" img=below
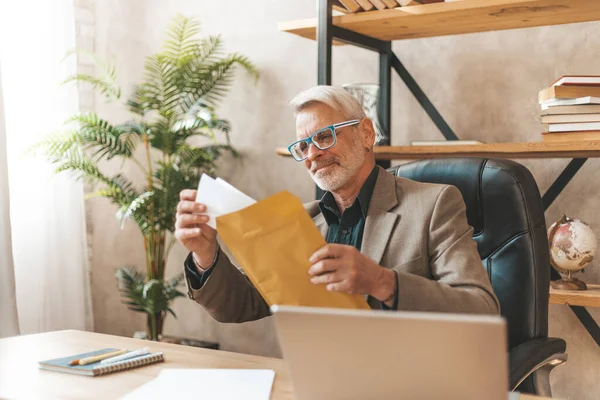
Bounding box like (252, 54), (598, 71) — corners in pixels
(308, 142), (366, 192)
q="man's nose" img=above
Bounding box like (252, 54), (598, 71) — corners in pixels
(306, 142), (325, 161)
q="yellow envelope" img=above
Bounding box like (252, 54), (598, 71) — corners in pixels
(216, 190), (369, 310)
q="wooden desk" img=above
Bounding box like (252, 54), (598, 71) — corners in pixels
(0, 330), (292, 400)
(0, 330), (549, 400)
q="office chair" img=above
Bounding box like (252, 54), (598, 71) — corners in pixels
(388, 157), (567, 397)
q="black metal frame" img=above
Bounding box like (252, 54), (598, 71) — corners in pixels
(316, 0), (599, 346)
(542, 159), (599, 347)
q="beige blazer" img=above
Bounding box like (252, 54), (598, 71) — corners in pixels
(186, 167), (500, 322)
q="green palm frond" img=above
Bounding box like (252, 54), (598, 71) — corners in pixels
(180, 97), (212, 118)
(106, 174), (139, 204)
(141, 280), (169, 315)
(117, 120), (148, 136)
(207, 118), (231, 134)
(171, 115), (211, 132)
(115, 267), (146, 313)
(163, 15), (202, 65)
(148, 115), (178, 154)
(176, 145), (216, 168)
(27, 130), (83, 161)
(116, 191), (154, 234)
(62, 50), (121, 100)
(152, 161), (200, 231)
(177, 144), (236, 169)
(62, 74), (121, 100)
(46, 142), (139, 207)
(115, 268), (181, 316)
(197, 35), (224, 65)
(165, 273), (185, 302)
(128, 55), (173, 114)
(181, 52), (258, 112)
(54, 150), (105, 180)
(67, 113), (135, 160)
(169, 113), (224, 144)
(81, 170), (139, 208)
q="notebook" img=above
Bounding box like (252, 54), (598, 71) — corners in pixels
(38, 348), (165, 377)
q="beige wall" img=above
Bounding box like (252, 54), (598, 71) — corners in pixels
(86, 1), (600, 398)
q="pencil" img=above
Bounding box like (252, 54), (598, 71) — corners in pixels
(69, 349), (127, 366)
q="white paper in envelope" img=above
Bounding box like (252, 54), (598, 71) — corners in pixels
(195, 174), (256, 229)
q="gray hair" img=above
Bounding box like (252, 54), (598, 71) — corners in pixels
(290, 85), (367, 120)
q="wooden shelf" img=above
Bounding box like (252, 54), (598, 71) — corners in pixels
(276, 141), (600, 160)
(279, 0), (600, 42)
(550, 284), (600, 308)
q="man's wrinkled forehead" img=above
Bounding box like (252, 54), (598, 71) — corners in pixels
(295, 103), (340, 140)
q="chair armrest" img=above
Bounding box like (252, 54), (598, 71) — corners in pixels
(509, 337), (567, 390)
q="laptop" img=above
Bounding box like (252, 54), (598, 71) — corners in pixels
(271, 305), (509, 400)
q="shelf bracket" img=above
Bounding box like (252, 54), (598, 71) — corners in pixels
(570, 306), (600, 347)
(390, 53), (459, 141)
(331, 26), (390, 53)
(542, 158), (587, 210)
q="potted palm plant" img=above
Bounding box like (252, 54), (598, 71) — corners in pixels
(32, 15), (258, 340)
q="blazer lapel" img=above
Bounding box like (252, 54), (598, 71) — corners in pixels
(312, 213), (328, 239)
(361, 168), (400, 265)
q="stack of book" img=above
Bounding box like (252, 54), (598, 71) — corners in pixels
(539, 75), (600, 142)
(334, 0), (443, 13)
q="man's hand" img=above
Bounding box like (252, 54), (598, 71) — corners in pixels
(308, 244), (396, 304)
(175, 189), (218, 271)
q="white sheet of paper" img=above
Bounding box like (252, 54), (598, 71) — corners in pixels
(216, 177), (254, 200)
(121, 369), (275, 400)
(195, 174), (256, 229)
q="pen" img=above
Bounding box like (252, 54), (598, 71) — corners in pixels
(69, 349), (127, 366)
(100, 347), (150, 365)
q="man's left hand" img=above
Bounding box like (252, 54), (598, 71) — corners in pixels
(308, 244), (395, 302)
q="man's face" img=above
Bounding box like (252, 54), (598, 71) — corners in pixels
(295, 102), (369, 192)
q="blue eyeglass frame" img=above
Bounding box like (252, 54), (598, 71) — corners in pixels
(287, 119), (361, 161)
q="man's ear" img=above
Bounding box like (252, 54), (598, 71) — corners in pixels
(360, 118), (376, 150)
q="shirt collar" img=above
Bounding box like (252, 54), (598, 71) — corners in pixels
(318, 165), (379, 223)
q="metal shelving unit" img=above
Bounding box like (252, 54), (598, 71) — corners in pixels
(278, 0), (600, 347)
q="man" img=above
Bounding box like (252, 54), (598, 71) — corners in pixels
(175, 86), (499, 323)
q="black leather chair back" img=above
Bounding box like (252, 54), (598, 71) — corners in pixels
(388, 158), (550, 350)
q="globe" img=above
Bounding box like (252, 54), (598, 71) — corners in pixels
(548, 214), (597, 290)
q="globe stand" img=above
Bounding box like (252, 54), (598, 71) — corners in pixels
(551, 271), (588, 291)
(548, 213), (593, 291)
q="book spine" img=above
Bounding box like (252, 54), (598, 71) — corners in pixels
(548, 122), (600, 132)
(539, 86), (600, 103)
(369, 0), (389, 10)
(355, 0), (375, 11)
(93, 353), (164, 376)
(338, 0), (362, 12)
(382, 0), (399, 7)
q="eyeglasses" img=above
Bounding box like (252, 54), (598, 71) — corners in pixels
(287, 119), (360, 162)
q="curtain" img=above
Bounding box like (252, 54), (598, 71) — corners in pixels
(0, 0), (93, 334)
(0, 61), (20, 338)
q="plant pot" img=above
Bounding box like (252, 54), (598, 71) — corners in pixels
(133, 331), (219, 350)
(160, 335), (219, 350)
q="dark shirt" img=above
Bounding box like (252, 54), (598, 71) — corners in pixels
(184, 166), (398, 308)
(318, 165), (378, 250)
(184, 250), (219, 290)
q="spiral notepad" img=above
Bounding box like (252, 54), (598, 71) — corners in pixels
(39, 348), (165, 377)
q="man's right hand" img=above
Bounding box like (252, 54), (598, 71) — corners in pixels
(175, 189), (218, 271)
